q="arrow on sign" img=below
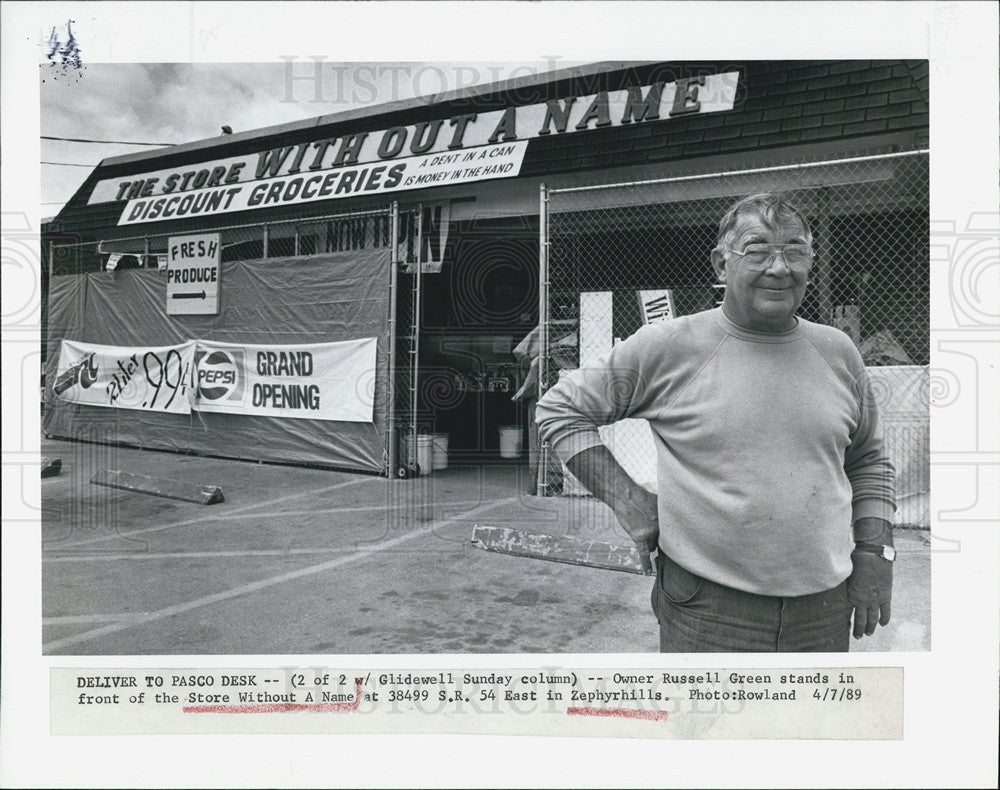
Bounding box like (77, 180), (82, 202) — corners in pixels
(172, 291), (207, 300)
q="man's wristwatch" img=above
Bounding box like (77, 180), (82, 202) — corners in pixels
(853, 542), (896, 561)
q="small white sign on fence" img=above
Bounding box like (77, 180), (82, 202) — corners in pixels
(638, 289), (676, 325)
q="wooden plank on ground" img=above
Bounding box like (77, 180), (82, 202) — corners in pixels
(471, 525), (651, 575)
(91, 470), (224, 505)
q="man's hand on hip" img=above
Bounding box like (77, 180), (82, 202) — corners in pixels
(613, 483), (660, 571)
(564, 445), (660, 573)
(847, 518), (894, 639)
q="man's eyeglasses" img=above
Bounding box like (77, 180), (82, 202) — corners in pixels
(722, 243), (815, 272)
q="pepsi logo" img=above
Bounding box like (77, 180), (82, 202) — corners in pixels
(196, 349), (244, 401)
(79, 353), (99, 388)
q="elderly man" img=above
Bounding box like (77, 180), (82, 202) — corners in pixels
(536, 193), (896, 652)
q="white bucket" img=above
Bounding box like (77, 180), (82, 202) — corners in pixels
(498, 425), (522, 458)
(402, 434), (434, 475)
(430, 433), (449, 470)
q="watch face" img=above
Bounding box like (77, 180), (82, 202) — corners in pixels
(883, 545), (897, 561)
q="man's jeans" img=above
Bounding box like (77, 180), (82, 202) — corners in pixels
(651, 553), (853, 652)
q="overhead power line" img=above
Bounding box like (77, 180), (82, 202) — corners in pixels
(41, 135), (177, 146)
(42, 161), (95, 167)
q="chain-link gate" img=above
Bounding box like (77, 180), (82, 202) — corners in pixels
(47, 205), (416, 478)
(538, 150), (929, 523)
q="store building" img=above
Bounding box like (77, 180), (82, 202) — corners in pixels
(43, 60), (929, 518)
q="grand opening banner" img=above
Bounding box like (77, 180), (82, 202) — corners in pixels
(54, 338), (378, 423)
(193, 338), (377, 422)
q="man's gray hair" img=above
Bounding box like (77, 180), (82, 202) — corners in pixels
(715, 193), (814, 249)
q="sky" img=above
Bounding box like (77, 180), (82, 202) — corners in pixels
(40, 59), (580, 217)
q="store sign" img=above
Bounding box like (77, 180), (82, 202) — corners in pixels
(193, 338), (377, 422)
(115, 141), (528, 226)
(166, 233), (221, 315)
(87, 72), (739, 225)
(53, 339), (197, 414)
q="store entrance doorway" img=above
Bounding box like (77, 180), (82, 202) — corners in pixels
(418, 225), (538, 464)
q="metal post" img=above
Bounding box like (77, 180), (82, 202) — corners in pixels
(294, 226), (300, 257)
(537, 183), (551, 496)
(48, 240), (55, 280)
(411, 206), (423, 467)
(386, 203), (400, 478)
(813, 186), (833, 326)
(262, 224), (269, 259)
(143, 237), (150, 268)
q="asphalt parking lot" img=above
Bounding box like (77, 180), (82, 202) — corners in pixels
(41, 436), (931, 655)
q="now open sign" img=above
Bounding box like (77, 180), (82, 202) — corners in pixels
(166, 233), (221, 315)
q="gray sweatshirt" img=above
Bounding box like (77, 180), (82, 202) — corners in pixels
(536, 307), (896, 596)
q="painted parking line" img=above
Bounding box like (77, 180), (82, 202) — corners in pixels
(43, 494), (496, 556)
(45, 549), (392, 562)
(49, 474), (377, 549)
(42, 495), (519, 653)
(43, 496), (496, 563)
(43, 613), (154, 625)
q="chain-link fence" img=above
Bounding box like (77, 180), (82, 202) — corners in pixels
(538, 150), (929, 524)
(48, 208), (403, 275)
